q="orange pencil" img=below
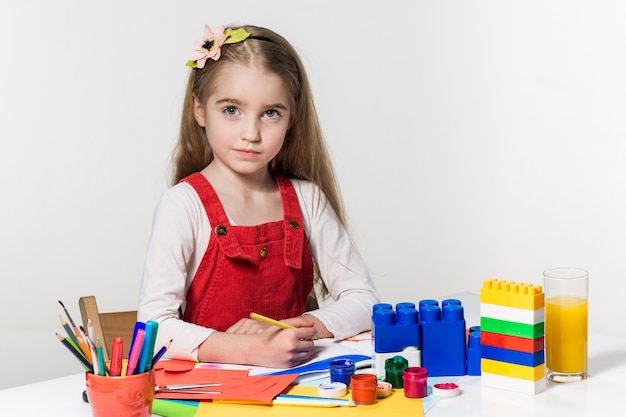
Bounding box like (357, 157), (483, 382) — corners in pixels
(76, 331), (92, 363)
(80, 325), (99, 368)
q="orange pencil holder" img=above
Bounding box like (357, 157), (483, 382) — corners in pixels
(85, 370), (155, 417)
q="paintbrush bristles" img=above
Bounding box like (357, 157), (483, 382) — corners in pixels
(58, 300), (78, 328)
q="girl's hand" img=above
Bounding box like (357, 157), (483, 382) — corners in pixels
(198, 319), (318, 368)
(253, 324), (317, 368)
(225, 318), (268, 335)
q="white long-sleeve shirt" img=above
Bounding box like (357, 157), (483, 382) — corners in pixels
(138, 178), (380, 361)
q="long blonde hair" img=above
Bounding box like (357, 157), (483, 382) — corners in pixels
(172, 25), (345, 225)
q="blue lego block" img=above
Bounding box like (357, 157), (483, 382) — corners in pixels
(442, 298), (462, 308)
(480, 344), (544, 367)
(372, 303), (421, 354)
(467, 330), (481, 376)
(420, 300), (467, 377)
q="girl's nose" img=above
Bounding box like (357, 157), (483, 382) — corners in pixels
(240, 118), (261, 142)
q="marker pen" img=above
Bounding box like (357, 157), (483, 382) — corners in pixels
(109, 337), (124, 377)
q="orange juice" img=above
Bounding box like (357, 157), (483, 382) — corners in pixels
(545, 296), (587, 373)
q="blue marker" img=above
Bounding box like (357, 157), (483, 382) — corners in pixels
(137, 320), (158, 373)
(127, 321), (146, 365)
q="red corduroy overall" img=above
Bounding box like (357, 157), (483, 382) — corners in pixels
(181, 172), (314, 331)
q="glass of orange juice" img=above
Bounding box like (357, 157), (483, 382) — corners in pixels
(543, 268), (588, 382)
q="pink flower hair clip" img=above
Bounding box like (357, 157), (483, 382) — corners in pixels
(186, 24), (251, 69)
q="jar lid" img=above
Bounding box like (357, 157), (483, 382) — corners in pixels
(433, 382), (460, 397)
(376, 381), (393, 398)
(318, 382), (347, 398)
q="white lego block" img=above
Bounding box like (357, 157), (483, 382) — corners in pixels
(480, 303), (544, 325)
(481, 371), (546, 395)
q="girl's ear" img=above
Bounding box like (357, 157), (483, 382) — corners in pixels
(193, 95), (206, 127)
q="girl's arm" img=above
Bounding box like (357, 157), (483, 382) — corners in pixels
(293, 180), (381, 340)
(138, 184), (215, 361)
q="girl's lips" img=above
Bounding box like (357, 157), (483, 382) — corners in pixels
(235, 148), (260, 159)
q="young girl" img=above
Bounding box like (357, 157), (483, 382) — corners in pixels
(138, 23), (380, 368)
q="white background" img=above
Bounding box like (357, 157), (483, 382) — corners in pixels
(1, 0), (625, 389)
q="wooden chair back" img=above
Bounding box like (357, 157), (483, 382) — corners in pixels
(78, 295), (137, 362)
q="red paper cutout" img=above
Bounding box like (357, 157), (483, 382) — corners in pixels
(154, 367), (296, 403)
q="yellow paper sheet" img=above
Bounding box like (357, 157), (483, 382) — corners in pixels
(195, 385), (425, 417)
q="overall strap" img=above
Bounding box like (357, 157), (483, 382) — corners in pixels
(182, 172), (252, 262)
(275, 175), (305, 269)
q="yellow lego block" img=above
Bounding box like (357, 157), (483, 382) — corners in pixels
(481, 358), (545, 381)
(480, 279), (544, 310)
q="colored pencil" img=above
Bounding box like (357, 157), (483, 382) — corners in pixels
(151, 339), (172, 368)
(64, 334), (86, 358)
(96, 340), (107, 376)
(250, 312), (319, 340)
(87, 318), (96, 346)
(272, 398), (342, 407)
(59, 315), (79, 348)
(276, 394), (356, 406)
(76, 333), (92, 363)
(56, 333), (93, 373)
(92, 346), (100, 376)
(58, 300), (83, 345)
(249, 312), (295, 330)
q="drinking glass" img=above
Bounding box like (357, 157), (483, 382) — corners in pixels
(543, 268), (588, 382)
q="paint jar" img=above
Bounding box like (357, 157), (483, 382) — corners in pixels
(403, 367), (428, 398)
(330, 358), (356, 386)
(85, 370), (154, 417)
(350, 373), (378, 405)
(385, 356), (409, 388)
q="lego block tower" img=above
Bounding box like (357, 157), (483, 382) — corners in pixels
(480, 279), (546, 394)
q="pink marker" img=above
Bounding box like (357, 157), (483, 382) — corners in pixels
(109, 337), (124, 377)
(125, 329), (145, 376)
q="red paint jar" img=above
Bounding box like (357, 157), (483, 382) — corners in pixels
(403, 367), (428, 398)
(350, 373), (377, 405)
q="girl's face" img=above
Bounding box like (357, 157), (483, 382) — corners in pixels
(194, 63), (291, 179)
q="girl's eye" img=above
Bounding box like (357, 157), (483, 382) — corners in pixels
(224, 106), (239, 116)
(265, 109), (279, 118)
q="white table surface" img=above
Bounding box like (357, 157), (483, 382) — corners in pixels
(2, 292), (624, 416)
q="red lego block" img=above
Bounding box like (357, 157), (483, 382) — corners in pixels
(481, 331), (544, 354)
